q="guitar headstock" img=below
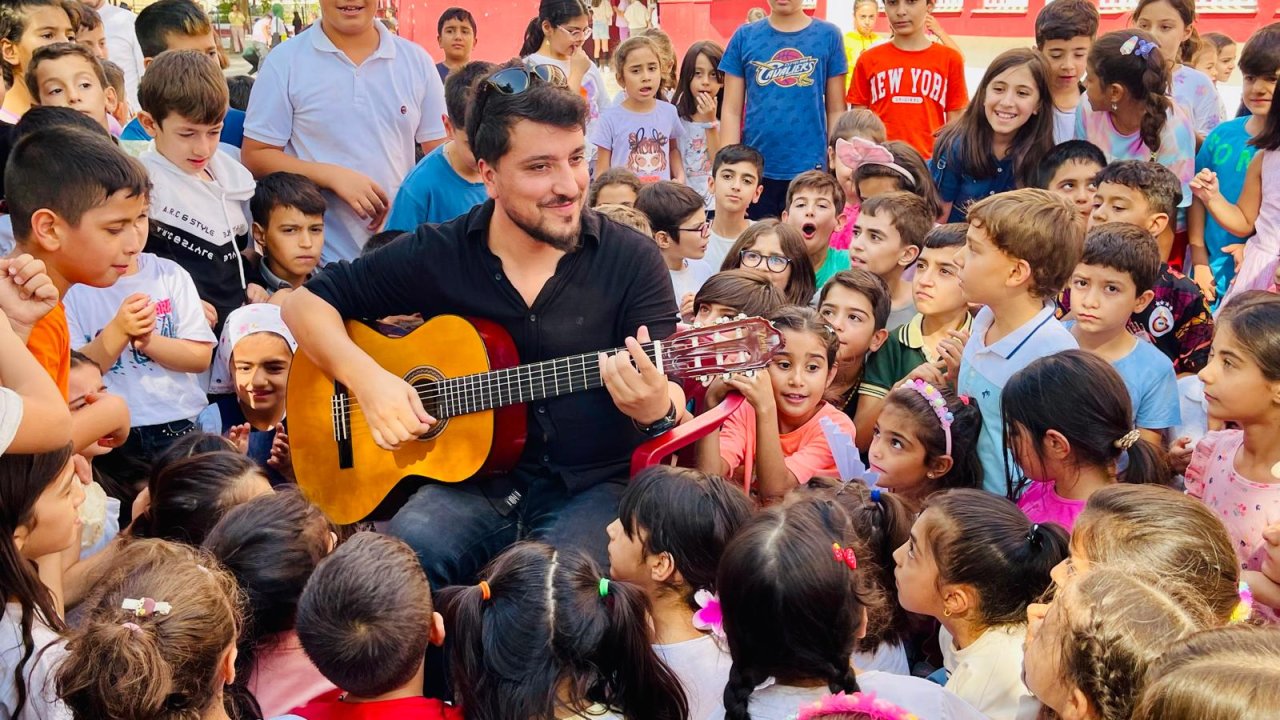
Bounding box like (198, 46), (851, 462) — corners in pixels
(662, 316), (785, 380)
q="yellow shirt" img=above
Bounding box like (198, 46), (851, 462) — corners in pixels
(844, 30), (880, 90)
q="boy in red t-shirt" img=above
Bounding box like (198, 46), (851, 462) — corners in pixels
(846, 0), (967, 159)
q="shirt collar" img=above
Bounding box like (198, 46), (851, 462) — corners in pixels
(465, 199), (603, 248)
(898, 312), (973, 349)
(973, 302), (1057, 360)
(259, 259), (312, 291)
(309, 17), (396, 61)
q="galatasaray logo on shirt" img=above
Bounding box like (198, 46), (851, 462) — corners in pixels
(749, 48), (817, 88)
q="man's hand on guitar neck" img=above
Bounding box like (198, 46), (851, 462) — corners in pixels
(352, 368), (436, 451)
(599, 325), (683, 426)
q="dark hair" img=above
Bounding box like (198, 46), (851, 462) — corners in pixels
(718, 498), (870, 720)
(588, 166), (642, 206)
(1002, 350), (1171, 498)
(1035, 0), (1099, 46)
(12, 104), (106, 141)
(250, 171), (326, 227)
(0, 446), (74, 717)
(721, 219), (816, 305)
(818, 268), (890, 331)
(467, 64), (587, 166)
(1133, 0), (1197, 63)
(922, 489), (1069, 626)
(635, 180), (706, 240)
(440, 542), (689, 720)
(693, 269), (786, 319)
(100, 58), (124, 98)
(56, 539), (243, 720)
(771, 305), (838, 368)
(436, 6), (475, 35)
(1088, 30), (1171, 155)
(674, 40), (724, 121)
(786, 169), (847, 215)
(1216, 292), (1280, 381)
(1033, 139), (1107, 189)
(520, 0), (589, 56)
(6, 126), (150, 242)
(618, 466), (753, 608)
(933, 49), (1055, 187)
(25, 41), (107, 101)
(858, 191), (934, 250)
(924, 221), (968, 249)
(69, 348), (98, 370)
(444, 59), (495, 129)
(138, 48), (227, 126)
(0, 0), (72, 83)
(1081, 222), (1162, 294)
(1200, 31), (1233, 51)
(134, 0), (211, 59)
(1094, 159), (1182, 218)
(294, 532), (432, 698)
(150, 431), (236, 467)
(1237, 22), (1280, 79)
(226, 74), (253, 112)
(361, 230), (406, 256)
(1252, 85), (1280, 151)
(883, 384), (984, 495)
(966, 188), (1084, 299)
(131, 450), (266, 546)
(203, 489), (332, 720)
(74, 0), (101, 31)
(712, 143), (764, 177)
(854, 140), (941, 219)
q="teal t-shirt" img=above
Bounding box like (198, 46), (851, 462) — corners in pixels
(815, 246), (851, 290)
(1194, 117), (1257, 308)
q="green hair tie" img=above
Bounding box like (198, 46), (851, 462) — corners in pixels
(598, 578), (610, 598)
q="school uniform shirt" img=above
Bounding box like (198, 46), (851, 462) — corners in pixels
(25, 304), (71, 400)
(1195, 117), (1258, 306)
(385, 143), (488, 232)
(1173, 64), (1222, 137)
(706, 672), (986, 720)
(1074, 102), (1196, 216)
(140, 145), (255, 330)
(939, 624), (1040, 720)
(718, 400), (856, 488)
(588, 102), (687, 182)
(860, 312), (973, 400)
(679, 119), (717, 209)
(65, 254), (216, 426)
(959, 303), (1077, 495)
(245, 21), (447, 262)
(654, 635), (732, 720)
(930, 138), (1017, 222)
(847, 42), (967, 160)
(0, 604), (69, 720)
(720, 18), (847, 180)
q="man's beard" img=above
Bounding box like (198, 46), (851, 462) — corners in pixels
(503, 197), (582, 253)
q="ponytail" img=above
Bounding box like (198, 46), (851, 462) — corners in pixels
(58, 620), (179, 719)
(600, 579), (690, 720)
(519, 17), (544, 56)
(723, 663), (768, 720)
(1088, 30), (1171, 158)
(1118, 436), (1171, 487)
(1137, 61), (1171, 156)
(521, 0), (590, 57)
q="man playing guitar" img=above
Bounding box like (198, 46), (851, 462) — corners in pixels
(281, 63), (685, 587)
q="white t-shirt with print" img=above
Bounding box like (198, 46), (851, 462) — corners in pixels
(0, 604), (69, 720)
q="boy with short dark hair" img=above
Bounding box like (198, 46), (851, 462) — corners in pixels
(386, 60), (493, 231)
(26, 42), (116, 132)
(1034, 139), (1106, 225)
(1034, 0), (1099, 143)
(137, 49), (256, 331)
(783, 169), (849, 289)
(73, 1), (108, 59)
(719, 0), (847, 219)
(287, 532), (457, 720)
(636, 180), (713, 320)
(692, 269), (785, 326)
(956, 189), (1082, 492)
(435, 7), (476, 82)
(818, 268), (891, 424)
(849, 191), (932, 328)
(704, 144), (764, 269)
(121, 0), (243, 147)
(1077, 160), (1214, 375)
(855, 222), (973, 449)
(8, 124), (145, 451)
(846, 0), (967, 159)
(248, 172), (326, 296)
(1067, 222), (1179, 444)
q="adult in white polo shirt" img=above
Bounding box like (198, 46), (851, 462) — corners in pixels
(242, 0), (447, 262)
(82, 0), (146, 109)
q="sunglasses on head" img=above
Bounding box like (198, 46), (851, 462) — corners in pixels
(483, 63), (568, 96)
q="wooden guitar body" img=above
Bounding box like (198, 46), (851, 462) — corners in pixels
(287, 315), (525, 524)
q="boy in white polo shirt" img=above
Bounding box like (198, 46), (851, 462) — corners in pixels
(242, 0), (448, 262)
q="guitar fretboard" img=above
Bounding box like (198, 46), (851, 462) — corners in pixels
(425, 341), (661, 419)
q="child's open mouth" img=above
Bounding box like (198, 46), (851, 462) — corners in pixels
(801, 223), (817, 239)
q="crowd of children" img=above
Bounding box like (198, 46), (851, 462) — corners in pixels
(0, 0), (1278, 717)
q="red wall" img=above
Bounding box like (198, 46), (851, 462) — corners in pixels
(923, 1), (1276, 41)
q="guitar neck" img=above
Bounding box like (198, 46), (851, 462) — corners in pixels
(428, 341), (661, 419)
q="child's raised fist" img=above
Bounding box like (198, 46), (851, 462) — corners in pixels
(0, 254), (59, 334)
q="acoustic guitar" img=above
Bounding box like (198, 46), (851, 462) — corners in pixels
(288, 315), (785, 523)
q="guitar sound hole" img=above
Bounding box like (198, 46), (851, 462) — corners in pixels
(405, 367), (447, 441)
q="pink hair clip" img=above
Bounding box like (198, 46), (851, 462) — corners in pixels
(797, 692), (920, 720)
(121, 597), (171, 618)
(835, 138), (916, 187)
(832, 542), (858, 571)
(908, 379), (954, 455)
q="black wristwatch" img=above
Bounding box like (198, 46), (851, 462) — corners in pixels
(635, 401), (679, 437)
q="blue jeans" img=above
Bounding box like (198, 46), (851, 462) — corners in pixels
(387, 464), (625, 591)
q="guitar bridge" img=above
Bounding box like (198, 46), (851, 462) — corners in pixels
(332, 382), (353, 470)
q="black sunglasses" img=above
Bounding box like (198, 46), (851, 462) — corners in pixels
(483, 64), (568, 95)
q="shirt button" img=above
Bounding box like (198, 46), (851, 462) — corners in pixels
(494, 273), (502, 280)
(541, 454), (551, 463)
(537, 405), (547, 414)
(529, 314), (537, 322)
(997, 167), (1004, 173)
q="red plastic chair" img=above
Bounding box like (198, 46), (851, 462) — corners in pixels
(630, 392), (745, 477)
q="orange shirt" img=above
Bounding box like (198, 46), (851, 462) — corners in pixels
(719, 400), (855, 488)
(846, 41), (968, 159)
(26, 302), (70, 400)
